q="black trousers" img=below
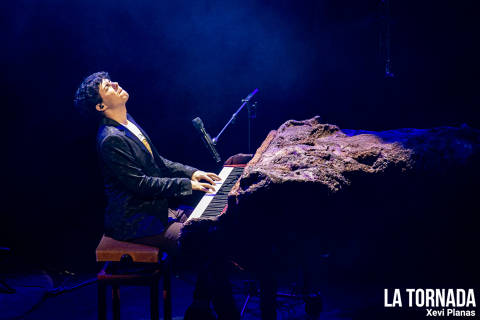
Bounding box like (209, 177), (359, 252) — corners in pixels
(131, 207), (191, 255)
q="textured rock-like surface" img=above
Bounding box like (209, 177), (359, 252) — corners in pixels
(231, 116), (479, 201)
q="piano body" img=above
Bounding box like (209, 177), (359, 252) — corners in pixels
(183, 116), (480, 319)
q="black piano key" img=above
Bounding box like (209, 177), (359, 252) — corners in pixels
(205, 205), (225, 209)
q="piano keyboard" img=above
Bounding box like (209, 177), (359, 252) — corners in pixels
(187, 166), (245, 222)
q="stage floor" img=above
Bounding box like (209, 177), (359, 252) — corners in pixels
(0, 269), (384, 320)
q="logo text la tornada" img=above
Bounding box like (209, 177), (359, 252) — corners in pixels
(384, 289), (476, 308)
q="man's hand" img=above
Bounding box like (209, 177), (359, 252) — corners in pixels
(190, 170), (221, 193)
(191, 180), (216, 193)
(191, 170), (221, 185)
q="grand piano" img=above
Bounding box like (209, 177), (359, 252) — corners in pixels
(183, 116), (480, 319)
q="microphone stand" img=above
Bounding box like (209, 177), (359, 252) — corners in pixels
(247, 101), (257, 154)
(212, 89), (258, 153)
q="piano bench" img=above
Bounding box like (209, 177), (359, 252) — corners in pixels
(95, 235), (172, 320)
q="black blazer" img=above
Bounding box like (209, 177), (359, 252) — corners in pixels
(97, 114), (197, 240)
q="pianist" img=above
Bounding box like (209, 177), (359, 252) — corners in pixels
(74, 71), (239, 320)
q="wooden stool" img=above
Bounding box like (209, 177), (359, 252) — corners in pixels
(96, 235), (172, 320)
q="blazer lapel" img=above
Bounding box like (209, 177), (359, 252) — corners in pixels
(102, 116), (153, 157)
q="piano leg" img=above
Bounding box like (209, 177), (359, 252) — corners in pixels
(211, 280), (240, 320)
(191, 261), (241, 320)
(259, 271), (277, 320)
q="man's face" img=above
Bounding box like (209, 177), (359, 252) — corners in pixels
(98, 78), (129, 108)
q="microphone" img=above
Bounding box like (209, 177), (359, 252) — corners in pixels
(192, 117), (222, 164)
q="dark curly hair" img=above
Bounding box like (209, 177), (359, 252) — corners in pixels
(73, 71), (110, 119)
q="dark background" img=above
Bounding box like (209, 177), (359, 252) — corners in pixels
(1, 0), (478, 271)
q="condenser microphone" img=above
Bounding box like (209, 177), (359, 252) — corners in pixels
(192, 117), (221, 164)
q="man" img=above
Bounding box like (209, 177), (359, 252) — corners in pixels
(74, 72), (239, 319)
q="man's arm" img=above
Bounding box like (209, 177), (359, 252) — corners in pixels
(161, 157), (221, 192)
(159, 156), (198, 179)
(100, 135), (193, 198)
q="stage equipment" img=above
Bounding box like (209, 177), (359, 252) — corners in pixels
(192, 89), (258, 164)
(211, 88), (259, 153)
(192, 117), (222, 164)
(380, 0), (394, 78)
